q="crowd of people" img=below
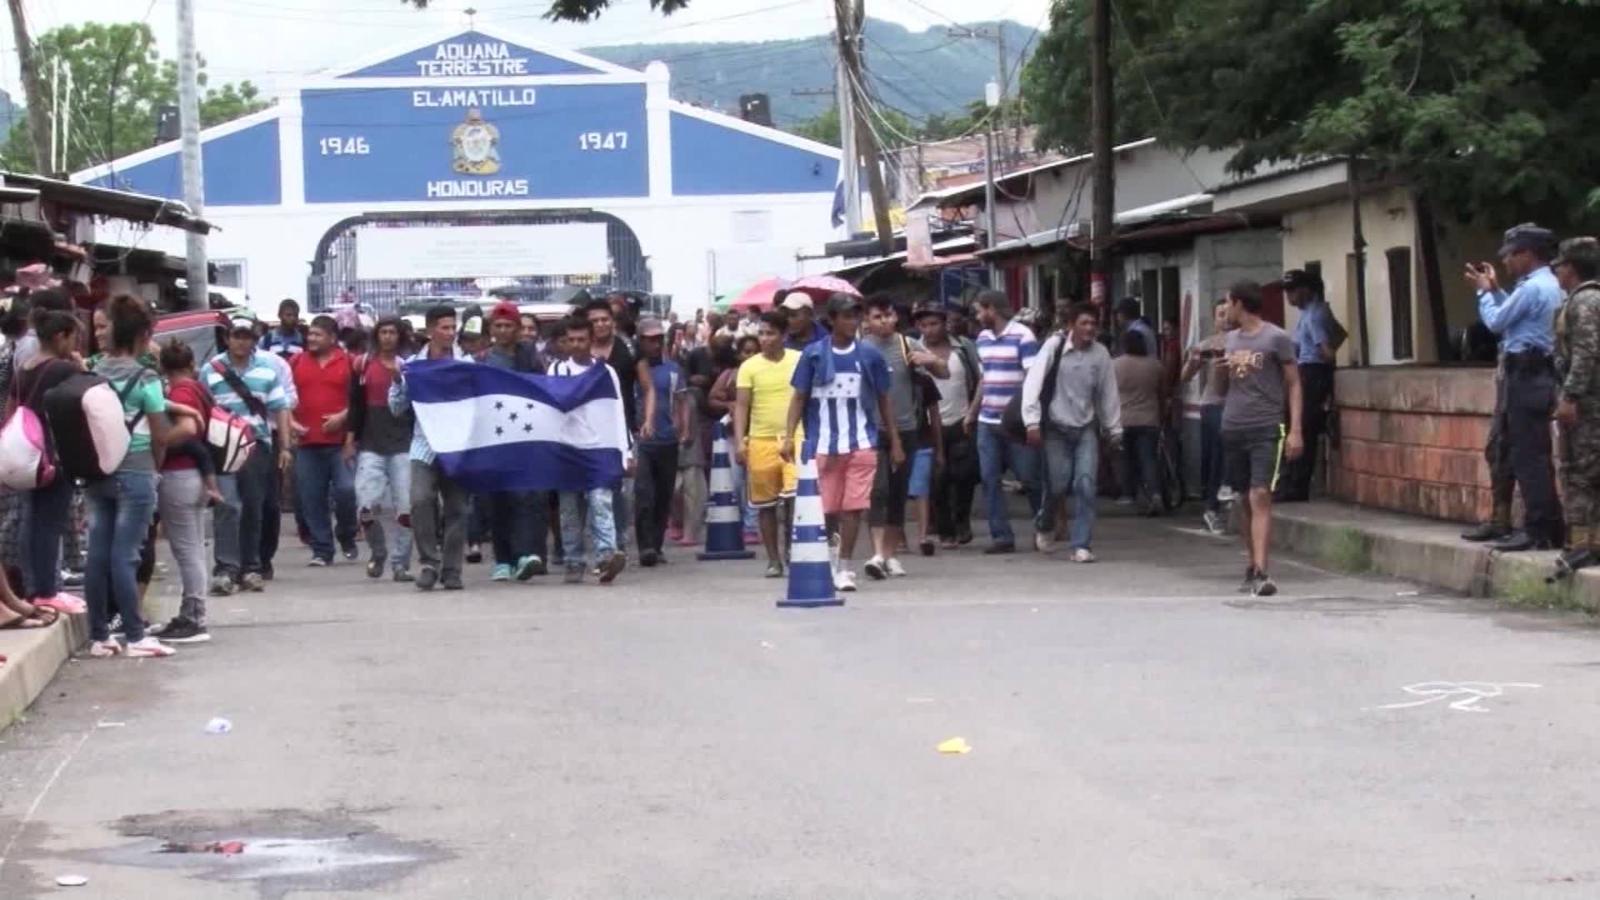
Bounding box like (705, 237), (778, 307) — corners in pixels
(16, 250), (1506, 660)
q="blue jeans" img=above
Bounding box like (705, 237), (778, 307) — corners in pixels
(559, 488), (616, 570)
(1041, 426), (1099, 551)
(355, 450), (412, 571)
(85, 471), (158, 642)
(215, 448), (276, 578)
(1200, 405), (1225, 512)
(20, 475), (72, 598)
(294, 445), (356, 561)
(1121, 426), (1161, 509)
(977, 422), (1044, 543)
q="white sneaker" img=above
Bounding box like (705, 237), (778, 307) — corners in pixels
(87, 639), (121, 659)
(1072, 547), (1096, 563)
(124, 637), (176, 658)
(1034, 531), (1055, 553)
(885, 557), (907, 577)
(1217, 486), (1236, 503)
(1202, 510), (1223, 534)
(834, 569), (858, 592)
(863, 556), (888, 580)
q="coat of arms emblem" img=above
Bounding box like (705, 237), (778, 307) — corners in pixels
(451, 108), (500, 175)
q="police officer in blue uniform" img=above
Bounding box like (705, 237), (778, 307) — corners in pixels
(1463, 223), (1565, 551)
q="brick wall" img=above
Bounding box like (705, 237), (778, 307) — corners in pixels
(1330, 366), (1497, 522)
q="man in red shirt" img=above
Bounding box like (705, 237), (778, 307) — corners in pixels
(291, 314), (357, 566)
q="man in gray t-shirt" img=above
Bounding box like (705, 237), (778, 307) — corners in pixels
(1221, 320), (1298, 432)
(860, 297), (949, 580)
(1215, 280), (1303, 599)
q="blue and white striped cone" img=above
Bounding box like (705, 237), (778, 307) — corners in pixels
(698, 416), (755, 561)
(778, 454), (844, 608)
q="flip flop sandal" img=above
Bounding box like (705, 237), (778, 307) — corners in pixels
(0, 614), (50, 629)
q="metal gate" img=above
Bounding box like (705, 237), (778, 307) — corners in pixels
(306, 209), (651, 314)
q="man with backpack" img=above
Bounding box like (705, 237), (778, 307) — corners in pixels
(859, 295), (947, 580)
(204, 317), (294, 594)
(289, 315), (358, 567)
(1021, 303), (1122, 563)
(917, 303), (981, 548)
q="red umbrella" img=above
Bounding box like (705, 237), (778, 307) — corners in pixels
(729, 276), (790, 312)
(789, 274), (863, 301)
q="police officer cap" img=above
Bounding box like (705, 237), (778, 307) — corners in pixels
(1499, 222), (1557, 258)
(1282, 268), (1324, 293)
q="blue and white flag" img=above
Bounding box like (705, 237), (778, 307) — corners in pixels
(403, 360), (627, 492)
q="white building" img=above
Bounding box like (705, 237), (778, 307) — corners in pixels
(73, 25), (842, 318)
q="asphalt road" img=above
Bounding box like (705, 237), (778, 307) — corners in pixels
(3, 511), (1599, 899)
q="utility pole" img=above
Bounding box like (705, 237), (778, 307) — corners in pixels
(7, 0), (50, 173)
(947, 25), (1010, 165)
(834, 0), (893, 254)
(833, 42), (861, 235)
(1088, 0), (1115, 305)
(176, 0), (208, 309)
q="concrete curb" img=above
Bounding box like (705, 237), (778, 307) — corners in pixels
(0, 613), (86, 730)
(1272, 501), (1600, 613)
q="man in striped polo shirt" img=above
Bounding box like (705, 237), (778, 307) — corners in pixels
(782, 294), (899, 593)
(965, 290), (1046, 554)
(204, 317), (294, 594)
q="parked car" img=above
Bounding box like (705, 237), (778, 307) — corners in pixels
(154, 309), (230, 365)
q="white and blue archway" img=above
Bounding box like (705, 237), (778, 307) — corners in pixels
(73, 24), (841, 315)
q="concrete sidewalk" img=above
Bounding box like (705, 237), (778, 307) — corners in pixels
(1271, 500), (1600, 612)
(0, 612), (85, 729)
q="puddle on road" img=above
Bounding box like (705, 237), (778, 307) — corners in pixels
(82, 808), (449, 898)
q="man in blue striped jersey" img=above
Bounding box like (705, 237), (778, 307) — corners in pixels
(781, 294), (899, 593)
(965, 290), (1046, 554)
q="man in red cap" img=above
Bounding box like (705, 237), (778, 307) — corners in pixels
(481, 300), (550, 581)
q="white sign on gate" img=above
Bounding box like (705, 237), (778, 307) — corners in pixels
(356, 223), (610, 280)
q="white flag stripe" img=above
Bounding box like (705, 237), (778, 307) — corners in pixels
(413, 393), (627, 456)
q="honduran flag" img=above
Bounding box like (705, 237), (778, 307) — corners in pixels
(403, 360), (628, 493)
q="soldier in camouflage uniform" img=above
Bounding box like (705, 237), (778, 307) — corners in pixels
(1553, 237), (1600, 574)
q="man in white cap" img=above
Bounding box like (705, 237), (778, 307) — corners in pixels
(779, 290), (829, 351)
(204, 316), (294, 594)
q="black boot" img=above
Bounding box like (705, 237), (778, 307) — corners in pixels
(1461, 521), (1511, 542)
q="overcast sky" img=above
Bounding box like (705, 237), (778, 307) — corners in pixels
(4, 0), (1051, 101)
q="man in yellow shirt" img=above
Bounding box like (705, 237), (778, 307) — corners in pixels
(734, 310), (801, 577)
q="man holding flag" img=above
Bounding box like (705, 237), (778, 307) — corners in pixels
(389, 305), (473, 592)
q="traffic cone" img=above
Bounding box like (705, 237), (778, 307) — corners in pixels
(778, 454), (843, 608)
(698, 416), (755, 561)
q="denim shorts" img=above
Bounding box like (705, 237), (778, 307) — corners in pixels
(907, 447), (934, 498)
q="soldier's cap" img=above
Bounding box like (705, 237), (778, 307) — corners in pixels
(1554, 237), (1600, 270)
(1499, 223), (1557, 258)
(826, 293), (863, 316)
(1281, 268), (1324, 292)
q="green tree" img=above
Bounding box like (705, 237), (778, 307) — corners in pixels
(1022, 0), (1600, 226)
(2, 22), (269, 174)
(789, 103), (919, 149)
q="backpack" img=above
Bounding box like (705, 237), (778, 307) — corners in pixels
(1001, 334), (1068, 442)
(195, 387), (256, 474)
(41, 370), (141, 481)
(0, 370), (56, 489)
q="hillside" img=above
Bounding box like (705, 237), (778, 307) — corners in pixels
(583, 17), (1036, 134)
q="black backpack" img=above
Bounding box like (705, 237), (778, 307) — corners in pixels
(1000, 335), (1067, 442)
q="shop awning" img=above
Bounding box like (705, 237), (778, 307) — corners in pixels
(2, 172), (215, 234)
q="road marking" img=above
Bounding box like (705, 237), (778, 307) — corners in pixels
(1371, 681), (1542, 713)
